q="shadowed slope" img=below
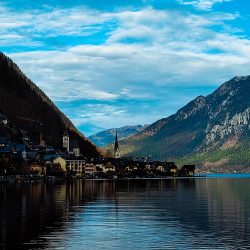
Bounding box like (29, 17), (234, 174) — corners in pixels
(0, 52), (100, 157)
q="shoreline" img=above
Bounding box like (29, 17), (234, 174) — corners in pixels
(2, 173), (250, 183)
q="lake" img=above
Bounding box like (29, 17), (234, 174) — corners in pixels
(1, 176), (250, 249)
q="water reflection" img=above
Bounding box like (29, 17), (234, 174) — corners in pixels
(1, 178), (250, 249)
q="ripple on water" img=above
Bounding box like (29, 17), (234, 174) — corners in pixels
(1, 178), (250, 249)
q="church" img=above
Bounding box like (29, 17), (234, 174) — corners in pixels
(114, 130), (121, 158)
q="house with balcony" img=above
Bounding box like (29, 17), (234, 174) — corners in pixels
(53, 156), (86, 177)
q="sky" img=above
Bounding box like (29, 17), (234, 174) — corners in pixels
(1, 0), (250, 136)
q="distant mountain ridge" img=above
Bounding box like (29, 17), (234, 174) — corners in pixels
(0, 52), (100, 157)
(118, 76), (250, 169)
(89, 125), (148, 147)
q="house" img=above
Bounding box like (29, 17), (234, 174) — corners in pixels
(0, 137), (11, 157)
(26, 151), (37, 160)
(70, 140), (81, 157)
(125, 165), (138, 172)
(62, 132), (81, 156)
(179, 165), (195, 176)
(46, 146), (55, 154)
(53, 156), (67, 172)
(0, 137), (10, 147)
(156, 164), (164, 172)
(43, 154), (63, 163)
(0, 114), (8, 124)
(166, 162), (178, 175)
(53, 156), (86, 177)
(62, 131), (70, 152)
(47, 158), (66, 177)
(84, 163), (96, 176)
(30, 164), (44, 175)
(66, 158), (85, 176)
(11, 143), (26, 159)
(98, 162), (116, 173)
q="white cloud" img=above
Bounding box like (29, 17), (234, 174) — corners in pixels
(68, 104), (160, 134)
(178, 0), (232, 10)
(3, 5), (250, 134)
(0, 5), (114, 47)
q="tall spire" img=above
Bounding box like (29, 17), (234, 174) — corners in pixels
(115, 130), (119, 151)
(114, 130), (121, 158)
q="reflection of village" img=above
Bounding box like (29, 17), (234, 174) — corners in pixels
(0, 114), (195, 181)
(1, 179), (249, 249)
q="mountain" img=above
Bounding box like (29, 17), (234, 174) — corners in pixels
(118, 76), (250, 170)
(0, 52), (100, 157)
(89, 125), (148, 147)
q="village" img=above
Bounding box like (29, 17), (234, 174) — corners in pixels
(0, 114), (195, 181)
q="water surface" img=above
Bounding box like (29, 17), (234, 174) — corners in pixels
(1, 176), (250, 249)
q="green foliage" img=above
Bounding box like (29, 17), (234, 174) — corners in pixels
(112, 76), (250, 171)
(175, 140), (250, 170)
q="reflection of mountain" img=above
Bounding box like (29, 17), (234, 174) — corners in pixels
(1, 179), (250, 249)
(0, 181), (98, 249)
(199, 178), (249, 243)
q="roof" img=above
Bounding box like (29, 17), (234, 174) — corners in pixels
(0, 137), (10, 144)
(0, 145), (11, 153)
(69, 140), (79, 150)
(114, 131), (119, 151)
(11, 143), (26, 151)
(26, 151), (37, 160)
(65, 155), (86, 161)
(52, 156), (65, 161)
(181, 165), (195, 170)
(43, 154), (62, 161)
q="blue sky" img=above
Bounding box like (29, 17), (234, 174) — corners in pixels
(1, 0), (250, 136)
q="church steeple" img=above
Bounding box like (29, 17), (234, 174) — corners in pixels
(114, 130), (121, 158)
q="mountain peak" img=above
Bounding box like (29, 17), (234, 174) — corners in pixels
(118, 75), (250, 168)
(232, 75), (250, 82)
(89, 124), (148, 147)
(176, 95), (206, 121)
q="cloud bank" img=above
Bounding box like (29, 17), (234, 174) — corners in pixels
(1, 0), (250, 135)
(178, 0), (232, 10)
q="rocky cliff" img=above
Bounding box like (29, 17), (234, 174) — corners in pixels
(119, 76), (250, 169)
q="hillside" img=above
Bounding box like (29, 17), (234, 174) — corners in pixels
(0, 52), (100, 157)
(118, 76), (250, 169)
(89, 125), (148, 147)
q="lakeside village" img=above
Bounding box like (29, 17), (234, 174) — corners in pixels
(0, 117), (195, 182)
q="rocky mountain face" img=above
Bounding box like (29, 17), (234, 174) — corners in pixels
(89, 125), (148, 147)
(119, 76), (250, 169)
(0, 52), (100, 157)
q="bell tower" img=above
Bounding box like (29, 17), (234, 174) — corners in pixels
(63, 131), (70, 152)
(114, 130), (121, 158)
